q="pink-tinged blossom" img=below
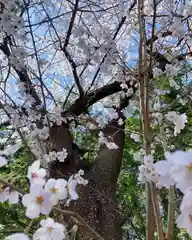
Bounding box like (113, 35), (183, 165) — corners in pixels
(27, 160), (47, 186)
(33, 218), (67, 240)
(22, 184), (53, 219)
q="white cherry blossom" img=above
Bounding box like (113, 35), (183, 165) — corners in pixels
(0, 187), (20, 204)
(143, 155), (154, 169)
(67, 176), (79, 200)
(45, 179), (68, 205)
(57, 149), (68, 162)
(166, 150), (192, 192)
(165, 112), (187, 136)
(44, 149), (68, 162)
(138, 155), (175, 188)
(74, 170), (88, 185)
(22, 184), (53, 219)
(33, 218), (67, 240)
(27, 160), (47, 186)
(153, 160), (175, 188)
(174, 113), (188, 136)
(106, 142), (119, 149)
(130, 133), (140, 142)
(118, 118), (124, 126)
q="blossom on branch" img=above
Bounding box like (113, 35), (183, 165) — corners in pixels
(27, 160), (47, 186)
(33, 218), (67, 240)
(22, 184), (53, 219)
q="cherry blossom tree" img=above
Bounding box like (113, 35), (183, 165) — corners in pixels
(0, 0), (192, 239)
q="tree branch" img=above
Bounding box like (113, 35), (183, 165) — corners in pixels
(54, 207), (104, 240)
(65, 78), (138, 117)
(0, 40), (41, 107)
(166, 187), (175, 240)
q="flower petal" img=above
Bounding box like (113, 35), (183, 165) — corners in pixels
(26, 204), (40, 219)
(0, 189), (9, 203)
(6, 233), (29, 240)
(40, 197), (53, 215)
(154, 161), (170, 176)
(56, 179), (67, 188)
(22, 194), (32, 207)
(45, 179), (56, 191)
(30, 184), (43, 196)
(57, 188), (68, 200)
(40, 218), (54, 227)
(9, 191), (19, 204)
(31, 160), (40, 171)
(33, 227), (48, 240)
(38, 168), (47, 178)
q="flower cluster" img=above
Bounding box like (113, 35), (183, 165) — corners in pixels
(44, 149), (68, 163)
(139, 150), (192, 236)
(6, 218), (67, 240)
(138, 155), (175, 188)
(165, 111), (188, 136)
(2, 158), (88, 239)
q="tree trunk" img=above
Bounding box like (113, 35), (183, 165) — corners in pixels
(49, 114), (126, 239)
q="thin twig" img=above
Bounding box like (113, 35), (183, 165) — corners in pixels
(166, 187), (175, 240)
(53, 207), (104, 240)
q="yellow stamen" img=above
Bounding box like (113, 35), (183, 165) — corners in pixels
(47, 227), (53, 232)
(50, 187), (57, 193)
(36, 195), (44, 205)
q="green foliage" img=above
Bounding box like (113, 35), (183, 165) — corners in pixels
(117, 118), (145, 239)
(0, 150), (30, 239)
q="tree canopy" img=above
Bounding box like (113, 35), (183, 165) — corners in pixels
(0, 0), (192, 239)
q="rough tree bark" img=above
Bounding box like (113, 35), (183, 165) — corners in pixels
(48, 96), (134, 240)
